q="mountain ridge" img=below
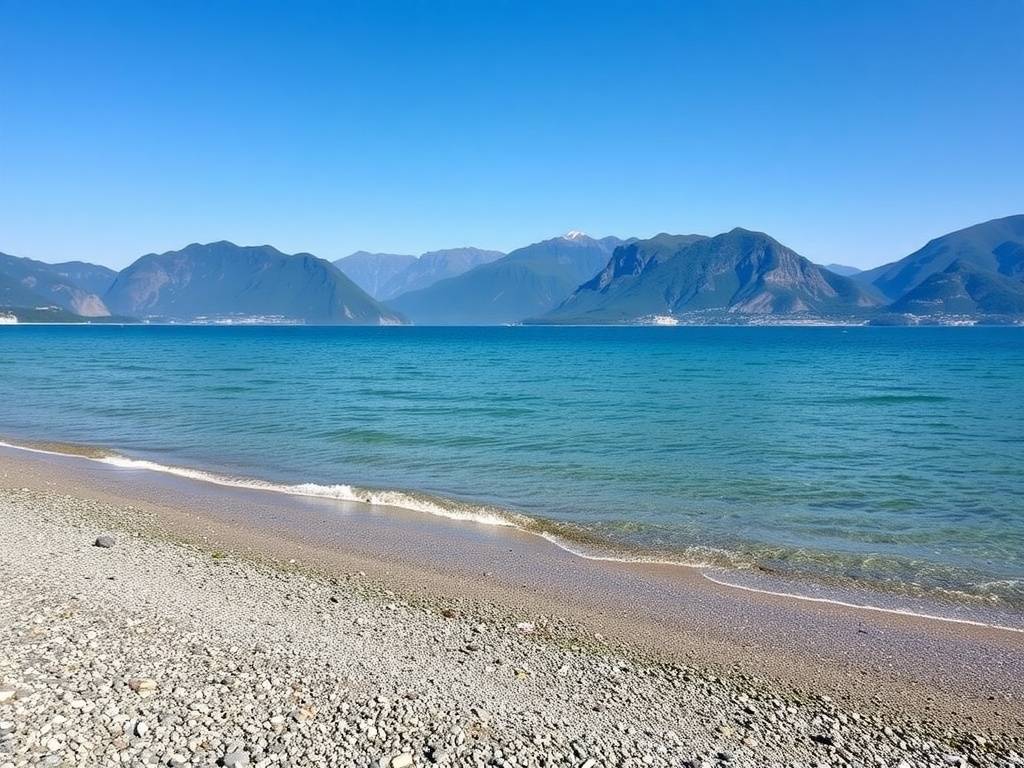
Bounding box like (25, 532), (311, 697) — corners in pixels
(104, 241), (404, 324)
(858, 214), (1024, 300)
(0, 251), (111, 316)
(541, 228), (880, 324)
(387, 233), (622, 325)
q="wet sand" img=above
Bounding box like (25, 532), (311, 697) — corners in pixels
(0, 445), (1021, 736)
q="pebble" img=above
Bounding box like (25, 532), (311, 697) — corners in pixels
(0, 485), (1014, 768)
(222, 749), (251, 767)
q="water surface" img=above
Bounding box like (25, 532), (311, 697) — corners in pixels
(2, 325), (1021, 620)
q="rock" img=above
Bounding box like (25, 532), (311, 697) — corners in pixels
(0, 689), (15, 704)
(515, 622), (535, 633)
(390, 754), (413, 768)
(95, 535), (116, 548)
(128, 678), (158, 696)
(222, 750), (251, 768)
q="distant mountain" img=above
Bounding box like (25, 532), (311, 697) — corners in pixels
(542, 228), (881, 323)
(47, 261), (119, 297)
(105, 241), (405, 324)
(822, 263), (862, 277)
(0, 251), (111, 316)
(379, 247), (504, 300)
(388, 232), (622, 325)
(888, 260), (1024, 316)
(333, 251), (416, 299)
(858, 214), (1024, 300)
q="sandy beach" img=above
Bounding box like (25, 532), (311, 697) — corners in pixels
(0, 445), (1022, 767)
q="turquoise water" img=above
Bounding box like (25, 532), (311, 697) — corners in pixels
(1, 325), (1022, 617)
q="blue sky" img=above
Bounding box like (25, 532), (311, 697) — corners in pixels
(1, 0), (1021, 269)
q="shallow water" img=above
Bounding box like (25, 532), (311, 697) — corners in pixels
(1, 325), (1022, 617)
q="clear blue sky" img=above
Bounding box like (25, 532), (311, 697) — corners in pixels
(1, 0), (1021, 269)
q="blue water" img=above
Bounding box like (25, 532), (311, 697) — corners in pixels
(2, 325), (1022, 615)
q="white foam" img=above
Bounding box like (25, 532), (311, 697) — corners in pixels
(538, 532), (722, 570)
(0, 441), (516, 528)
(100, 455), (518, 527)
(701, 572), (1024, 634)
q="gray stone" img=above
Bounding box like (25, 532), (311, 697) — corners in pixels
(222, 750), (251, 768)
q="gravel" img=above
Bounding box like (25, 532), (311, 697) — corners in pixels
(0, 486), (1020, 767)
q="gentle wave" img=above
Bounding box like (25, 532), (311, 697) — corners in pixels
(2, 437), (1023, 633)
(701, 572), (1024, 633)
(0, 442), (524, 529)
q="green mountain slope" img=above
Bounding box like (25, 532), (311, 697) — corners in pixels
(105, 241), (405, 324)
(542, 229), (879, 323)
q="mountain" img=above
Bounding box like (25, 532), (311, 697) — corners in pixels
(332, 251), (417, 299)
(0, 251), (111, 316)
(379, 248), (504, 300)
(887, 260), (1024, 316)
(387, 232), (622, 325)
(857, 214), (1024, 300)
(542, 228), (881, 323)
(47, 261), (118, 296)
(822, 263), (862, 277)
(105, 241), (405, 324)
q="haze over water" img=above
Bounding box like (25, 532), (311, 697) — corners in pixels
(2, 325), (1022, 621)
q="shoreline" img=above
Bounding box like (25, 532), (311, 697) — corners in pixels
(1, 446), (1022, 743)
(3, 437), (1021, 635)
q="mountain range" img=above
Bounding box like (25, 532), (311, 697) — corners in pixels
(330, 252), (417, 299)
(1, 214), (1022, 325)
(388, 233), (622, 325)
(542, 229), (881, 323)
(334, 247), (504, 301)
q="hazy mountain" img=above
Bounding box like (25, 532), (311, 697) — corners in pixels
(48, 261), (118, 296)
(0, 251), (111, 316)
(888, 260), (1024, 316)
(332, 251), (416, 299)
(858, 214), (1024, 299)
(542, 228), (880, 323)
(822, 263), (862, 277)
(379, 248), (504, 300)
(105, 241), (405, 324)
(388, 232), (622, 325)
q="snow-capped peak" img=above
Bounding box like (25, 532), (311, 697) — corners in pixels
(563, 230), (588, 241)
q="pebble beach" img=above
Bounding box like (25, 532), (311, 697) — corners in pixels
(1, 478), (1022, 767)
